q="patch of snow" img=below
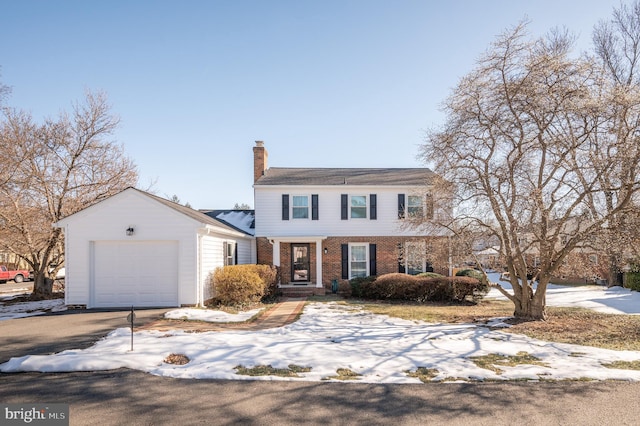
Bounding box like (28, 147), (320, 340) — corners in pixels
(215, 211), (254, 236)
(2, 302), (640, 383)
(486, 272), (640, 315)
(0, 298), (66, 321)
(164, 308), (262, 322)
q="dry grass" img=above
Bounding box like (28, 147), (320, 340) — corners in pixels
(405, 367), (440, 383)
(331, 298), (640, 351)
(323, 368), (362, 381)
(468, 351), (548, 374)
(234, 364), (311, 377)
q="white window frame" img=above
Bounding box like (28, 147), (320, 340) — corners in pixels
(407, 195), (423, 218)
(291, 195), (309, 219)
(224, 241), (236, 266)
(349, 243), (369, 278)
(404, 241), (427, 275)
(350, 195), (367, 219)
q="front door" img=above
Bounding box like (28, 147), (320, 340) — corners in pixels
(291, 243), (310, 283)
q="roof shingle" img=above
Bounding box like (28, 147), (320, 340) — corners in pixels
(254, 167), (435, 186)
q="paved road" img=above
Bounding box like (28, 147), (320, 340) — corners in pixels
(0, 280), (33, 294)
(2, 309), (640, 425)
(2, 370), (640, 425)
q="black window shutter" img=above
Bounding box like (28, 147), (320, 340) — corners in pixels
(282, 194), (289, 220)
(341, 194), (348, 220)
(369, 244), (377, 276)
(370, 194), (377, 220)
(234, 243), (238, 265)
(397, 243), (406, 273)
(398, 194), (405, 219)
(312, 194), (319, 220)
(341, 244), (349, 279)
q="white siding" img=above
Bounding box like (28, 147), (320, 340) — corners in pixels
(59, 189), (250, 308)
(236, 238), (255, 264)
(198, 235), (255, 302)
(200, 234), (223, 302)
(255, 186), (442, 237)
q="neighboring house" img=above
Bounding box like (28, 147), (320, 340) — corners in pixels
(55, 188), (255, 308)
(513, 217), (608, 284)
(252, 141), (450, 295)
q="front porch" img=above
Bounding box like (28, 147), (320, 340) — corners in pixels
(278, 283), (326, 297)
(265, 236), (328, 295)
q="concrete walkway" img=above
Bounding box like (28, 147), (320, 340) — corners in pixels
(139, 298), (307, 332)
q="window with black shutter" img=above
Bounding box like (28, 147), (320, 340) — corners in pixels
(282, 194), (290, 220)
(370, 194), (377, 220)
(312, 194), (319, 220)
(397, 242), (406, 273)
(398, 194), (405, 219)
(369, 244), (377, 276)
(341, 194), (348, 220)
(341, 244), (349, 279)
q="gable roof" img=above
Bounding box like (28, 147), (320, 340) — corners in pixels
(201, 209), (255, 236)
(56, 187), (248, 237)
(254, 167), (435, 186)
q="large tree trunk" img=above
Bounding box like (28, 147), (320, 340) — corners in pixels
(513, 299), (546, 320)
(31, 274), (53, 300)
(512, 279), (547, 320)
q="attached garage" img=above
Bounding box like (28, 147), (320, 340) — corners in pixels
(92, 241), (179, 308)
(55, 187), (256, 309)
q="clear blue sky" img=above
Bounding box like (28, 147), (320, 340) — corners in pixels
(0, 0), (622, 209)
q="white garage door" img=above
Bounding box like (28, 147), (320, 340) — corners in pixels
(92, 241), (179, 308)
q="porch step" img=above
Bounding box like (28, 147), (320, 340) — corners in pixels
(280, 287), (325, 297)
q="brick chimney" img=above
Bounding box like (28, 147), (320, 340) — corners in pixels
(253, 140), (268, 183)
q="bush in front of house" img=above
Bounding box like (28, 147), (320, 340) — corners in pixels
(455, 269), (490, 300)
(625, 272), (640, 292)
(250, 264), (279, 301)
(416, 272), (445, 279)
(349, 275), (377, 298)
(210, 264), (280, 306)
(350, 273), (486, 303)
(211, 265), (265, 306)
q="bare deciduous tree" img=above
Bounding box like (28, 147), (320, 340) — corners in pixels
(420, 21), (640, 320)
(0, 91), (138, 299)
(592, 0), (640, 284)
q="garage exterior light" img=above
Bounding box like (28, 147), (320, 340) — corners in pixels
(126, 227), (135, 236)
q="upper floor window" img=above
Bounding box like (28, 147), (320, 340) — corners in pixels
(282, 194), (319, 220)
(399, 193), (434, 220)
(292, 195), (309, 219)
(407, 196), (423, 217)
(341, 194), (376, 220)
(351, 195), (367, 219)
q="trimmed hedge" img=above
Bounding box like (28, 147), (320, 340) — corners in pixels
(210, 264), (278, 306)
(625, 272), (640, 292)
(455, 269), (490, 298)
(416, 272), (445, 278)
(349, 273), (487, 303)
(349, 276), (377, 298)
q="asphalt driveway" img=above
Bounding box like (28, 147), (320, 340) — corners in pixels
(0, 308), (169, 363)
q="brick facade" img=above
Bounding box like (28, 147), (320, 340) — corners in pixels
(257, 236), (449, 292)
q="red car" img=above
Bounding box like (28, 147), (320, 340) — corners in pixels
(0, 265), (31, 283)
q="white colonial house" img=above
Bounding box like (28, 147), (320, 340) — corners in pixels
(55, 188), (255, 308)
(252, 141), (450, 295)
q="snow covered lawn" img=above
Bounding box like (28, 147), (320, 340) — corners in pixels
(2, 299), (640, 382)
(2, 279), (640, 383)
(0, 294), (66, 321)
